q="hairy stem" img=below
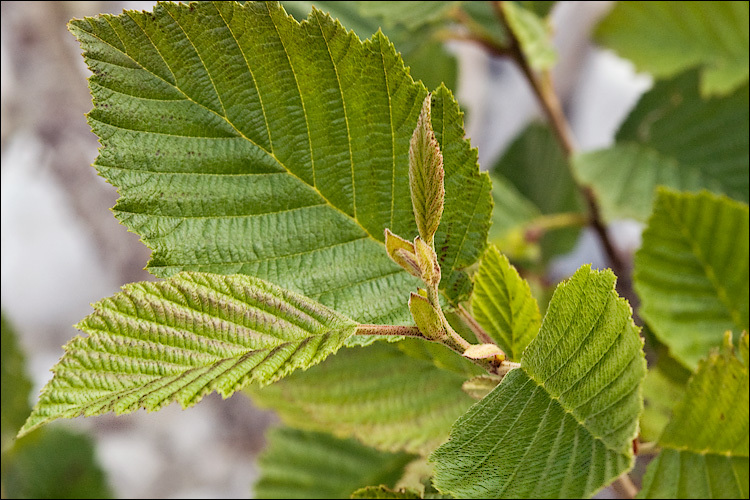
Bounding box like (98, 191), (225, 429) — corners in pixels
(356, 324), (424, 338)
(456, 304), (495, 345)
(611, 473), (639, 499)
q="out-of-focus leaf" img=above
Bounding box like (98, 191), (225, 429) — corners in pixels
(596, 1), (749, 96)
(2, 427), (113, 499)
(1, 313), (32, 451)
(634, 189), (749, 370)
(255, 427), (414, 499)
(501, 1), (556, 70)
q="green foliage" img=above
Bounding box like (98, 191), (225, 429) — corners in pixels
(573, 71), (749, 221)
(1, 313), (32, 452)
(634, 189), (749, 370)
(596, 1), (749, 96)
(470, 245), (541, 361)
(20, 272), (358, 437)
(638, 333), (749, 498)
(255, 427), (414, 499)
(248, 339), (482, 455)
(68, 1), (490, 328)
(430, 267), (646, 498)
(17, 0), (750, 497)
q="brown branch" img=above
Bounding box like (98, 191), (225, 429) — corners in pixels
(356, 324), (423, 337)
(457, 304), (495, 345)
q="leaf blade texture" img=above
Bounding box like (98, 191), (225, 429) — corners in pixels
(247, 338), (482, 455)
(470, 245), (541, 361)
(431, 266), (646, 498)
(638, 333), (749, 498)
(634, 189), (750, 369)
(18, 272), (357, 437)
(254, 426), (413, 499)
(68, 1), (491, 326)
(596, 1), (749, 96)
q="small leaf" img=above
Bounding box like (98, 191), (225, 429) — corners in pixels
(470, 245), (541, 361)
(638, 332), (749, 498)
(247, 338), (480, 455)
(501, 1), (557, 70)
(255, 427), (414, 499)
(19, 272), (358, 437)
(431, 265), (647, 498)
(409, 94), (445, 244)
(461, 344), (505, 361)
(634, 189), (749, 369)
(385, 229), (420, 278)
(461, 375), (503, 400)
(409, 293), (445, 341)
(414, 236), (441, 286)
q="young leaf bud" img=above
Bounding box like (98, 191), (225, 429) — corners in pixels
(462, 343), (506, 363)
(414, 236), (441, 287)
(385, 228), (420, 278)
(409, 93), (445, 244)
(408, 292), (446, 341)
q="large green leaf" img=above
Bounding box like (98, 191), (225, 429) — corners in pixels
(470, 245), (541, 361)
(18, 272), (358, 437)
(357, 1), (458, 30)
(69, 1), (491, 328)
(634, 189), (749, 370)
(254, 426), (414, 499)
(573, 71), (749, 222)
(638, 333), (749, 498)
(639, 350), (691, 443)
(430, 266), (646, 498)
(596, 1), (749, 96)
(247, 338), (482, 455)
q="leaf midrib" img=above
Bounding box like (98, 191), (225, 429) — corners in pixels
(79, 6), (382, 242)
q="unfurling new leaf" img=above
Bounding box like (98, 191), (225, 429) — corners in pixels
(18, 272), (358, 437)
(408, 293), (446, 341)
(409, 93), (446, 244)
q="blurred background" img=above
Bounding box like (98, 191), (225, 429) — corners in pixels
(1, 1), (650, 497)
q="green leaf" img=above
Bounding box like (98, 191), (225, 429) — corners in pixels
(255, 427), (414, 499)
(487, 172), (541, 259)
(247, 338), (481, 455)
(639, 352), (691, 443)
(69, 1), (490, 327)
(410, 95), (445, 244)
(638, 333), (749, 498)
(573, 71), (749, 221)
(596, 1), (749, 96)
(282, 2), (459, 92)
(357, 1), (458, 30)
(350, 485), (422, 499)
(19, 272), (357, 437)
(634, 189), (749, 369)
(491, 123), (583, 259)
(2, 427), (113, 499)
(430, 265), (646, 498)
(409, 293), (445, 341)
(1, 313), (33, 451)
(501, 1), (556, 70)
(470, 245), (541, 361)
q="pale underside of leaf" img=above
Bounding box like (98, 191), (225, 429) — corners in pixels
(431, 266), (646, 498)
(634, 189), (749, 370)
(69, 1), (491, 329)
(19, 272), (357, 437)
